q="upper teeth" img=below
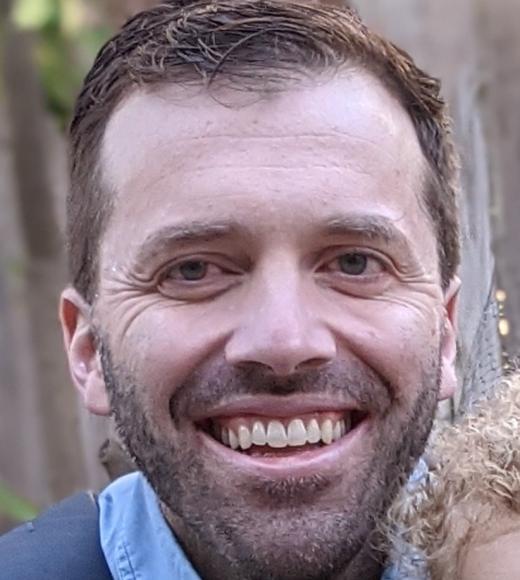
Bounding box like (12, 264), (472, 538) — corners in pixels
(218, 416), (351, 451)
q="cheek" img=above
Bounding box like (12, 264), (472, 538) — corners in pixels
(110, 302), (234, 403)
(330, 296), (442, 399)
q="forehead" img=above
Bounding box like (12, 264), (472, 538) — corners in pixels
(101, 71), (435, 263)
(103, 71), (422, 180)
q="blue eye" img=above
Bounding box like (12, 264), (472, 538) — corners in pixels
(338, 253), (368, 275)
(157, 256), (243, 301)
(177, 260), (208, 281)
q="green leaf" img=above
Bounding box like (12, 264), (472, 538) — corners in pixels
(0, 481), (38, 522)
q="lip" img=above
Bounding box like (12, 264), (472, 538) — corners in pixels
(198, 415), (372, 479)
(191, 394), (362, 422)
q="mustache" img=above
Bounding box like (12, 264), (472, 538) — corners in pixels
(170, 357), (395, 420)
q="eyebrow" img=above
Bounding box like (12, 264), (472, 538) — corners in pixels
(323, 214), (410, 246)
(134, 220), (241, 266)
(133, 213), (413, 268)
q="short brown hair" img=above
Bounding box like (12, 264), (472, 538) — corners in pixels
(69, 0), (460, 303)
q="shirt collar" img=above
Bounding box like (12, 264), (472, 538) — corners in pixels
(98, 472), (201, 580)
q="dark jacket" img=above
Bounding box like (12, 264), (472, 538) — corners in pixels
(0, 492), (112, 579)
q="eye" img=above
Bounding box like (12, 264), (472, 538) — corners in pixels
(163, 259), (225, 283)
(337, 253), (369, 276)
(329, 252), (385, 277)
(318, 250), (389, 296)
(176, 260), (209, 281)
(157, 256), (243, 301)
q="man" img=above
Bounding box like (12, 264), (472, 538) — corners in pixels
(0, 1), (461, 578)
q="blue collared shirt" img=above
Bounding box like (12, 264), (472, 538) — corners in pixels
(99, 473), (200, 579)
(99, 471), (425, 579)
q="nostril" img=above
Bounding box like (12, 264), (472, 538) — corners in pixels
(230, 357), (332, 380)
(296, 357), (332, 371)
(232, 360), (274, 374)
(230, 357), (301, 378)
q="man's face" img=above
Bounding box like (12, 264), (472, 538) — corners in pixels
(63, 72), (458, 579)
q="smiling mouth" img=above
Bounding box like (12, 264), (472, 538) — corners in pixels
(198, 410), (367, 457)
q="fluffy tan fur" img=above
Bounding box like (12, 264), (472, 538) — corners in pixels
(387, 372), (520, 580)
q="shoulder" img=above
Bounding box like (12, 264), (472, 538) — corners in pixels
(0, 491), (112, 580)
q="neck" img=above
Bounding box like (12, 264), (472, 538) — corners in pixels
(161, 504), (237, 580)
(162, 502), (386, 580)
(336, 539), (384, 580)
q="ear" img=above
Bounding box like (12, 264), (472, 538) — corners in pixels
(438, 276), (461, 401)
(60, 287), (110, 416)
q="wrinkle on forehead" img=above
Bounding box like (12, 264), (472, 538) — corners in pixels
(101, 70), (423, 196)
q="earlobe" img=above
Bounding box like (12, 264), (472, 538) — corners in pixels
(439, 356), (457, 401)
(438, 276), (461, 401)
(60, 287), (111, 416)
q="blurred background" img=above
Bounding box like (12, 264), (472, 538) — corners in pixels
(0, 0), (518, 531)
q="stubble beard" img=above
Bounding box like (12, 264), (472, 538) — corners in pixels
(100, 340), (440, 580)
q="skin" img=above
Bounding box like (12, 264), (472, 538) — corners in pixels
(461, 524), (520, 580)
(61, 71), (459, 580)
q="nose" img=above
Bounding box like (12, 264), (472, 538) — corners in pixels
(225, 274), (337, 376)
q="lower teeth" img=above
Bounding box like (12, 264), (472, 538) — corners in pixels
(244, 443), (324, 457)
